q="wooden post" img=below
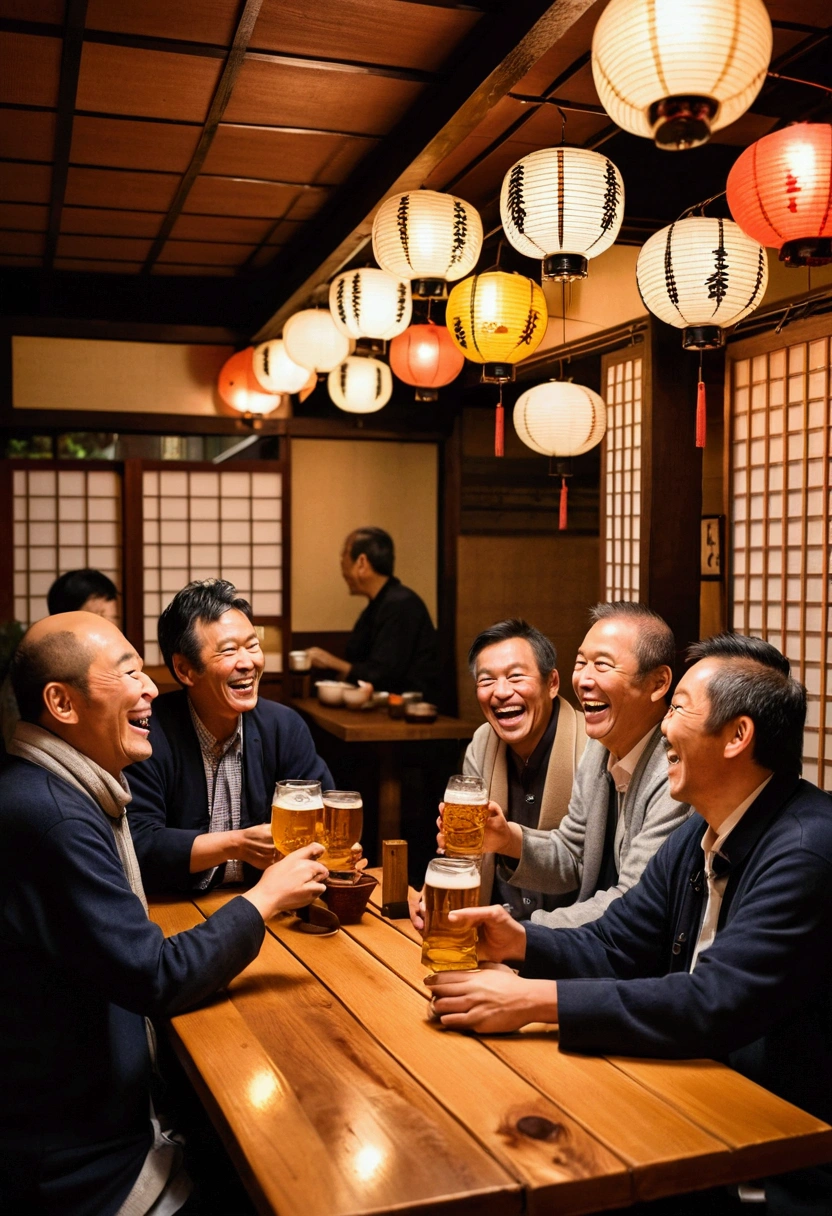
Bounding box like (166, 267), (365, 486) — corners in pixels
(382, 839), (409, 919)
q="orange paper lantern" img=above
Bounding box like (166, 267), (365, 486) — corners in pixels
(218, 347), (281, 415)
(727, 123), (832, 267)
(389, 322), (464, 400)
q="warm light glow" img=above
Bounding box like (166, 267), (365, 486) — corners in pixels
(329, 268), (412, 340)
(389, 321), (464, 391)
(247, 1069), (280, 1111)
(445, 271), (548, 367)
(327, 356), (393, 413)
(353, 1144), (385, 1182)
(372, 190), (483, 283)
(217, 347), (281, 415)
(592, 0), (772, 146)
(283, 309), (354, 373)
(252, 339), (311, 394)
(514, 381), (607, 457)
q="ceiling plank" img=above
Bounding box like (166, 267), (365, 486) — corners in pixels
(44, 0), (87, 271)
(141, 0), (264, 273)
(251, 0), (603, 339)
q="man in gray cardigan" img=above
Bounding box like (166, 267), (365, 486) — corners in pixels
(482, 602), (692, 928)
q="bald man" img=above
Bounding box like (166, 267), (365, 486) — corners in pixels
(0, 612), (329, 1216)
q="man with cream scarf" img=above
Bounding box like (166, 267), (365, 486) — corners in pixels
(0, 611), (328, 1216)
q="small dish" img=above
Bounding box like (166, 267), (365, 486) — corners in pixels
(342, 683), (373, 709)
(405, 701), (438, 724)
(316, 680), (347, 706)
(323, 873), (378, 924)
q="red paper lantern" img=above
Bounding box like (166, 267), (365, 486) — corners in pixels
(727, 123), (832, 267)
(218, 347), (281, 415)
(389, 322), (465, 401)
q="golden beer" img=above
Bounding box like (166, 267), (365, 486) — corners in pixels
(271, 780), (323, 855)
(318, 791), (363, 872)
(421, 857), (480, 972)
(442, 775), (489, 856)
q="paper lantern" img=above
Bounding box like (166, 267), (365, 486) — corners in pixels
(514, 380), (607, 529)
(500, 147), (625, 280)
(592, 0), (772, 150)
(327, 356), (393, 414)
(252, 339), (312, 394)
(217, 347), (281, 415)
(283, 309), (353, 373)
(329, 268), (412, 340)
(727, 123), (832, 267)
(389, 322), (464, 400)
(372, 190), (483, 296)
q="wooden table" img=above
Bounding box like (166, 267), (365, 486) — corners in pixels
(292, 698), (480, 854)
(150, 879), (832, 1216)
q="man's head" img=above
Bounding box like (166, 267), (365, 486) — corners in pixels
(469, 620), (559, 761)
(663, 634), (806, 811)
(47, 568), (119, 623)
(10, 612), (157, 778)
(573, 602), (675, 759)
(340, 527), (394, 595)
(158, 580), (264, 729)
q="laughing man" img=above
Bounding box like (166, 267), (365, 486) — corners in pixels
(478, 601), (692, 927)
(128, 580), (333, 893)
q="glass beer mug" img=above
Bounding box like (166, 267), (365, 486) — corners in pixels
(319, 790), (363, 877)
(420, 856), (481, 972)
(271, 779), (322, 855)
(441, 774), (489, 857)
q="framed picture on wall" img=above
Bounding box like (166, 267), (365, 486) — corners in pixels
(700, 515), (724, 581)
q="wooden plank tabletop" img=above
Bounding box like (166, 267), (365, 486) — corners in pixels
(150, 889), (832, 1216)
(292, 696), (481, 743)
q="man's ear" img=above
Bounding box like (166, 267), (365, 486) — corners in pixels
(649, 665), (673, 703)
(41, 681), (81, 727)
(724, 715), (756, 760)
(172, 653), (196, 688)
(548, 668), (560, 699)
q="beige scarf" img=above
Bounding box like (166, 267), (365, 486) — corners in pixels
(9, 721), (148, 912)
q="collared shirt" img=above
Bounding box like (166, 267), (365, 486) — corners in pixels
(188, 701), (244, 888)
(603, 728), (656, 870)
(690, 775), (773, 971)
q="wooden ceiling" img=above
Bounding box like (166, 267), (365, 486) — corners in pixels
(0, 0), (830, 335)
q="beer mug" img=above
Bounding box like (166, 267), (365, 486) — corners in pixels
(271, 779), (322, 855)
(319, 790), (363, 875)
(421, 856), (480, 972)
(442, 774), (489, 857)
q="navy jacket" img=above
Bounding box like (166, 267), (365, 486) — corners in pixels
(523, 774), (832, 1128)
(0, 757), (264, 1216)
(345, 577), (439, 700)
(127, 690), (333, 893)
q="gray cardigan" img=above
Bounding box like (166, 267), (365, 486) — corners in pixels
(510, 723), (692, 929)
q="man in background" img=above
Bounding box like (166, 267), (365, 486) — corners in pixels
(47, 567), (119, 622)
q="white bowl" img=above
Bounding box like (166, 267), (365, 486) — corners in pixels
(316, 681), (347, 706)
(342, 684), (373, 709)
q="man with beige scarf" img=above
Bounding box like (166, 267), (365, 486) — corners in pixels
(0, 611), (328, 1216)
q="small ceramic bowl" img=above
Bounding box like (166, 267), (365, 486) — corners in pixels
(371, 691), (389, 707)
(342, 683), (373, 709)
(405, 701), (438, 724)
(288, 650), (311, 671)
(316, 680), (347, 706)
(322, 873), (379, 924)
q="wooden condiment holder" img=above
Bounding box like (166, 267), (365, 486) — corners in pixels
(381, 839), (409, 918)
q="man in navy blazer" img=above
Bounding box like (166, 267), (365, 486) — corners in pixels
(128, 580), (333, 893)
(428, 635), (832, 1215)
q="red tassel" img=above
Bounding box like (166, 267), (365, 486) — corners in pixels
(696, 376), (706, 448)
(495, 402), (504, 457)
(558, 477), (568, 531)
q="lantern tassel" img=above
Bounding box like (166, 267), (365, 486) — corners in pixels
(495, 391), (504, 457)
(696, 367), (706, 449)
(559, 476), (568, 531)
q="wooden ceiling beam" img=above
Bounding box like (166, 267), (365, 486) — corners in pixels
(250, 0), (603, 340)
(140, 0), (264, 274)
(44, 0), (88, 272)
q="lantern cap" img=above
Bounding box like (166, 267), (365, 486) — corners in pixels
(780, 237), (832, 268)
(415, 388), (439, 402)
(412, 278), (447, 298)
(649, 96), (719, 151)
(481, 363), (516, 384)
(682, 325), (724, 351)
(543, 253), (588, 282)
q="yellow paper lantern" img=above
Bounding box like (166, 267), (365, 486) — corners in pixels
(445, 270), (548, 379)
(500, 147), (624, 280)
(283, 308), (353, 373)
(372, 190), (483, 296)
(327, 356), (393, 414)
(329, 268), (412, 340)
(592, 0), (772, 150)
(252, 339), (312, 394)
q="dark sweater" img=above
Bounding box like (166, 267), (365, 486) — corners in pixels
(127, 690), (333, 893)
(0, 756), (264, 1216)
(345, 576), (439, 700)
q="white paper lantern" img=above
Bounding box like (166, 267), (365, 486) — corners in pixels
(372, 190), (483, 295)
(251, 339), (311, 394)
(327, 356), (393, 414)
(500, 147), (624, 280)
(513, 381), (607, 456)
(592, 0), (772, 150)
(329, 268), (412, 340)
(283, 309), (353, 373)
(636, 216), (768, 348)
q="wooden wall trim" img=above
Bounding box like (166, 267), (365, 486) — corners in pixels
(122, 458), (144, 654)
(727, 309), (832, 359)
(0, 461), (13, 621)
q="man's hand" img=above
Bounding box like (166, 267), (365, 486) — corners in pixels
(409, 887), (425, 932)
(307, 647), (351, 676)
(425, 967), (558, 1033)
(243, 844), (328, 921)
(228, 823), (277, 870)
(448, 903), (528, 963)
(435, 800), (521, 859)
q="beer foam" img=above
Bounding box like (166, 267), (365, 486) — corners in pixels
(323, 798), (362, 810)
(273, 795), (323, 811)
(425, 867), (480, 890)
(443, 788), (486, 805)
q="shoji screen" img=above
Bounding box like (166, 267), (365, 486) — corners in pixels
(728, 324), (831, 789)
(601, 351), (643, 601)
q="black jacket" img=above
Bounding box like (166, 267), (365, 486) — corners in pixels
(345, 577), (439, 700)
